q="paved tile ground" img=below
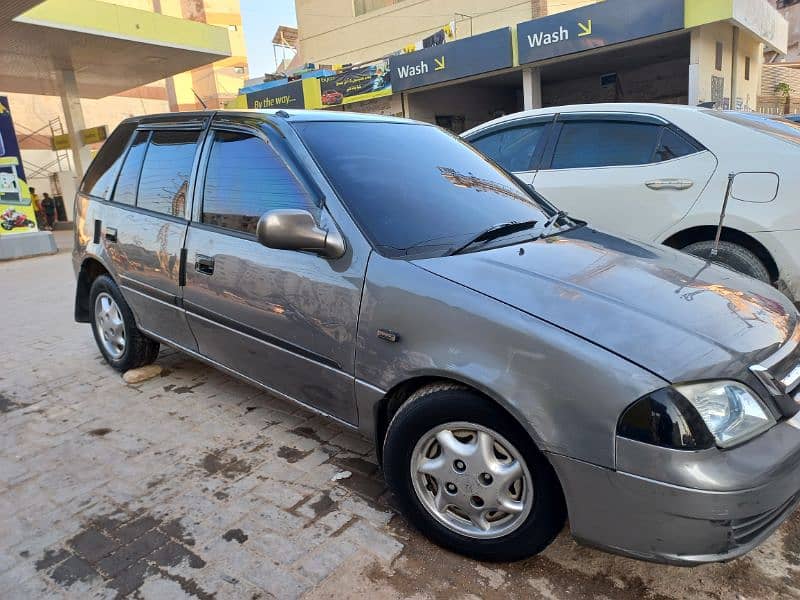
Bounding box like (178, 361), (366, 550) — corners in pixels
(1, 231), (799, 599)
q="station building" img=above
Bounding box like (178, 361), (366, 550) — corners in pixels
(0, 0), (235, 258)
(254, 0), (789, 132)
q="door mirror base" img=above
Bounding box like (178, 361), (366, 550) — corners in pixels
(256, 209), (346, 259)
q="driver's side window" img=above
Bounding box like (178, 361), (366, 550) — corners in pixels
(202, 129), (317, 235)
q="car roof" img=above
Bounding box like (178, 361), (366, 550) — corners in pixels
(462, 103), (710, 136)
(123, 109), (415, 127)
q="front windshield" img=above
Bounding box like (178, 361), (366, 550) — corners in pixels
(706, 110), (800, 146)
(292, 120), (554, 258)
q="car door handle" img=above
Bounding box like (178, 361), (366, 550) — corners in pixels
(105, 227), (117, 243)
(194, 254), (215, 275)
(645, 179), (694, 191)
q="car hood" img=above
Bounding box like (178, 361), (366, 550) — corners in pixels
(413, 227), (797, 382)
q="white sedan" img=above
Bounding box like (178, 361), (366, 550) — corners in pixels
(463, 104), (800, 303)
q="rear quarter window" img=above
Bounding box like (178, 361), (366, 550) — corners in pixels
(80, 122), (136, 200)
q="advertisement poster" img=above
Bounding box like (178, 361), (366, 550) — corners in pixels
(246, 78), (322, 110)
(0, 96), (37, 236)
(319, 60), (391, 106)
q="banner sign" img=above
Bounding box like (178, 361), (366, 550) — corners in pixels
(0, 96), (37, 236)
(247, 79), (306, 109)
(319, 60), (392, 106)
(517, 0), (684, 64)
(390, 28), (513, 92)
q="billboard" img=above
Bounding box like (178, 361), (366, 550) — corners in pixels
(246, 78), (323, 110)
(0, 97), (38, 236)
(318, 60), (392, 106)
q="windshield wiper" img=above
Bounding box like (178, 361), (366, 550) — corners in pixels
(449, 220), (538, 256)
(539, 210), (570, 239)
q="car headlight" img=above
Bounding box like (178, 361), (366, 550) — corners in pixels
(618, 382), (776, 450)
(675, 381), (775, 448)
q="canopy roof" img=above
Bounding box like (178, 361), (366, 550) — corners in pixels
(0, 0), (231, 98)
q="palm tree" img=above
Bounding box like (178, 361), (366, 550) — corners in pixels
(775, 82), (792, 115)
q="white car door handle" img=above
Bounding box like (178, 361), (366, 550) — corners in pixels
(645, 179), (694, 191)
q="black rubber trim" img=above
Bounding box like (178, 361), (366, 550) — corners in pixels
(119, 276), (179, 306)
(183, 299), (342, 371)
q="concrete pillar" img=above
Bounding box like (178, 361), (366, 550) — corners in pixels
(58, 70), (92, 179)
(522, 67), (542, 110)
(688, 28), (701, 106)
(730, 26), (740, 109)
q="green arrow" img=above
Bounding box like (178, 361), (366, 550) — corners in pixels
(578, 19), (592, 37)
(434, 56), (446, 71)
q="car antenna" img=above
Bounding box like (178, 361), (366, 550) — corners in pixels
(191, 88), (208, 110)
(275, 110), (291, 118)
(711, 173), (736, 257)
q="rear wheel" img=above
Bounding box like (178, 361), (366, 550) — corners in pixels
(383, 384), (566, 561)
(682, 240), (771, 283)
(90, 275), (159, 371)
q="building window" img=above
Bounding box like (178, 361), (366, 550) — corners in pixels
(715, 42), (723, 71)
(228, 24), (238, 31)
(354, 0), (409, 17)
(745, 56), (751, 81)
(234, 66), (246, 74)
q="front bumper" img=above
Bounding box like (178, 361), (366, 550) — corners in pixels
(548, 415), (800, 566)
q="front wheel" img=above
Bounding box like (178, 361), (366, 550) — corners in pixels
(383, 384), (566, 562)
(89, 275), (160, 371)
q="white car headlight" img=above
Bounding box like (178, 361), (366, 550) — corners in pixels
(675, 381), (776, 448)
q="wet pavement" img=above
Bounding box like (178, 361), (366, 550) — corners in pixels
(1, 233), (799, 599)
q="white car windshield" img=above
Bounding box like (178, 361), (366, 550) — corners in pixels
(706, 111), (800, 146)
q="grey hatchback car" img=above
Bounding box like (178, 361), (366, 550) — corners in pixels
(74, 110), (800, 565)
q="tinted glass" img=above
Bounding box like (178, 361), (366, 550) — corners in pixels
(551, 121), (661, 169)
(654, 128), (699, 162)
(137, 130), (200, 217)
(202, 130), (317, 235)
(471, 124), (547, 172)
(112, 130), (149, 205)
(293, 121), (551, 258)
(81, 122), (136, 199)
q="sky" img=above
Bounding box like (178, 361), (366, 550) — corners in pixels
(241, 0), (298, 79)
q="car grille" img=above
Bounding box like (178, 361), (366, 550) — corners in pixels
(731, 492), (800, 545)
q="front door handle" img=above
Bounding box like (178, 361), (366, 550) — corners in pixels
(105, 227), (117, 243)
(194, 254), (215, 275)
(645, 179), (694, 191)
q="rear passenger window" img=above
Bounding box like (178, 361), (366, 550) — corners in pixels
(551, 121), (661, 169)
(137, 130), (200, 218)
(654, 128), (699, 162)
(81, 122), (136, 200)
(471, 124), (547, 173)
(201, 130), (317, 235)
(112, 131), (149, 206)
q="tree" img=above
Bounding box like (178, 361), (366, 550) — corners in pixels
(775, 82), (792, 114)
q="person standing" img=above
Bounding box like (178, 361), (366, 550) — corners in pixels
(42, 192), (56, 230)
(30, 186), (45, 229)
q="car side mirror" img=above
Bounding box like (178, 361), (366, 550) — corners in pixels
(256, 209), (346, 259)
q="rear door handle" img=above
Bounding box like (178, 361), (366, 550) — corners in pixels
(105, 227), (117, 243)
(195, 254), (215, 275)
(645, 179), (694, 191)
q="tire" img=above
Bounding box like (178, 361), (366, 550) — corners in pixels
(682, 240), (771, 283)
(89, 274), (160, 372)
(383, 384), (566, 562)
(1, 222), (11, 230)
